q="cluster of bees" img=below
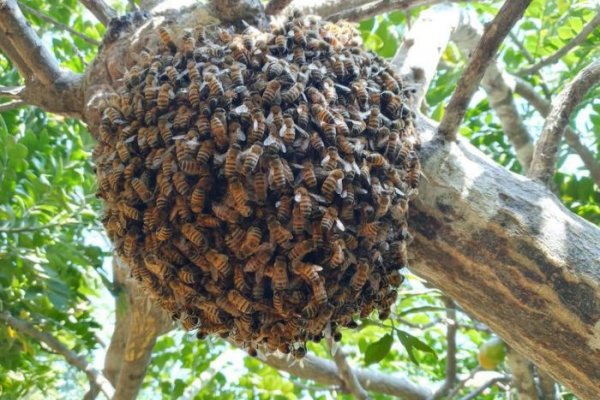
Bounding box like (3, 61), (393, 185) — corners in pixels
(94, 12), (420, 358)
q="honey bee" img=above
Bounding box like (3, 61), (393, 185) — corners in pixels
(275, 194), (292, 223)
(292, 46), (306, 64)
(239, 144), (263, 177)
(240, 226), (262, 258)
(252, 172), (268, 205)
(180, 223), (206, 248)
(205, 73), (224, 97)
(267, 155), (288, 192)
(228, 289), (253, 314)
(229, 63), (244, 86)
(309, 131), (325, 155)
(118, 202), (142, 221)
(294, 186), (313, 217)
(351, 260), (369, 292)
(311, 104), (335, 124)
(216, 295), (242, 317)
(267, 215), (293, 247)
(131, 177), (153, 203)
(262, 80), (281, 106)
(320, 206), (344, 234)
(181, 30), (195, 57)
(177, 265), (198, 285)
(173, 171), (190, 195)
(224, 143), (241, 179)
(327, 239), (345, 267)
(381, 71), (400, 94)
(157, 83), (173, 110)
(155, 224), (173, 241)
(281, 114), (295, 145)
(233, 265), (250, 293)
(228, 176), (251, 216)
(281, 82), (304, 104)
(408, 159), (421, 189)
(366, 152), (389, 169)
(366, 107), (381, 135)
(197, 213), (222, 228)
(157, 26), (177, 53)
(206, 249), (231, 279)
(357, 221), (379, 239)
(322, 78), (337, 104)
(321, 169), (344, 202)
(122, 232), (138, 257)
(312, 278), (328, 304)
(210, 109), (228, 149)
(307, 303), (334, 335)
(292, 260), (322, 283)
(271, 256), (289, 291)
(244, 242), (274, 275)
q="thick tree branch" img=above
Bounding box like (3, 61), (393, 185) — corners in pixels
(0, 0), (63, 85)
(329, 340), (370, 399)
(0, 311), (115, 399)
(451, 12), (534, 170)
(265, 0), (293, 16)
(79, 0), (117, 26)
(18, 2), (100, 46)
(518, 12), (600, 76)
(392, 3), (463, 108)
(432, 299), (458, 399)
(262, 351), (432, 399)
(437, 0), (532, 141)
(0, 30), (33, 78)
(506, 350), (538, 400)
(514, 77), (600, 187)
(528, 61), (600, 184)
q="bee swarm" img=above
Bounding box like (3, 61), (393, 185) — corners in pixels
(95, 13), (419, 358)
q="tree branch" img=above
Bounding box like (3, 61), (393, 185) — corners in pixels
(506, 349), (538, 400)
(537, 369), (558, 400)
(527, 61), (600, 184)
(514, 76), (600, 187)
(0, 311), (115, 399)
(0, 29), (33, 78)
(327, 0), (477, 22)
(459, 376), (510, 400)
(18, 2), (100, 46)
(437, 0), (532, 141)
(0, 85), (24, 98)
(79, 0), (117, 27)
(451, 12), (534, 171)
(432, 299), (458, 399)
(328, 339), (370, 399)
(0, 99), (24, 112)
(518, 12), (600, 76)
(265, 0), (293, 15)
(261, 351), (432, 400)
(0, 0), (63, 85)
(392, 3), (463, 108)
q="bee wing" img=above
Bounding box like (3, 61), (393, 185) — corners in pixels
(309, 192), (328, 204)
(335, 218), (345, 232)
(335, 177), (343, 194)
(320, 154), (331, 167)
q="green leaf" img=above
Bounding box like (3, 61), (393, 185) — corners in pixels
(364, 333), (393, 365)
(396, 330), (437, 365)
(557, 26), (573, 41)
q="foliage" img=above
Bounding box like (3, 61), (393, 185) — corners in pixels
(0, 0), (598, 399)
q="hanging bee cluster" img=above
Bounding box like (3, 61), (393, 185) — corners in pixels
(94, 12), (420, 358)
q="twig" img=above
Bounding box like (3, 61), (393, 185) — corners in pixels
(0, 85), (24, 98)
(432, 298), (458, 399)
(17, 2), (100, 46)
(509, 32), (535, 64)
(537, 369), (557, 400)
(0, 311), (115, 399)
(265, 0), (294, 15)
(437, 0), (532, 141)
(328, 0), (478, 22)
(514, 76), (600, 187)
(0, 0), (63, 85)
(261, 351), (432, 399)
(79, 0), (117, 26)
(518, 12), (600, 75)
(0, 99), (24, 112)
(506, 349), (538, 400)
(452, 11), (534, 170)
(459, 376), (510, 400)
(329, 338), (370, 400)
(446, 366), (482, 399)
(527, 61), (600, 184)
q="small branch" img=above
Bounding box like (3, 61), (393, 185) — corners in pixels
(506, 349), (538, 400)
(329, 339), (370, 400)
(432, 298), (458, 399)
(261, 351), (432, 399)
(327, 0), (476, 22)
(0, 99), (24, 112)
(518, 12), (600, 75)
(0, 0), (63, 85)
(0, 311), (115, 399)
(79, 0), (117, 27)
(446, 367), (482, 399)
(514, 76), (600, 187)
(459, 376), (510, 400)
(537, 369), (557, 400)
(18, 2), (100, 46)
(452, 11), (534, 170)
(392, 3), (463, 108)
(0, 85), (24, 98)
(527, 61), (600, 184)
(437, 0), (532, 141)
(265, 0), (293, 15)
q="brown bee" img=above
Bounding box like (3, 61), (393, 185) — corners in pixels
(172, 171), (190, 195)
(267, 215), (293, 247)
(294, 186), (313, 217)
(320, 206), (343, 234)
(240, 226), (262, 258)
(224, 143), (241, 179)
(281, 114), (295, 145)
(155, 224), (173, 241)
(322, 78), (338, 104)
(262, 80), (281, 106)
(292, 260), (322, 283)
(121, 232), (138, 257)
(268, 155), (287, 192)
(366, 152), (389, 169)
(206, 250), (231, 279)
(239, 144), (263, 177)
(351, 260), (369, 292)
(312, 278), (328, 304)
(321, 169), (344, 202)
(366, 107), (381, 134)
(248, 108), (266, 143)
(157, 26), (177, 53)
(271, 256), (289, 291)
(275, 194), (293, 223)
(157, 83), (173, 110)
(281, 82), (304, 104)
(228, 177), (251, 217)
(311, 104), (335, 124)
(131, 177), (153, 203)
(408, 159), (421, 189)
(252, 172), (268, 205)
(227, 289), (253, 314)
(210, 110), (228, 149)
(181, 30), (195, 57)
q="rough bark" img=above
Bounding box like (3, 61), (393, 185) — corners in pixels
(506, 350), (538, 400)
